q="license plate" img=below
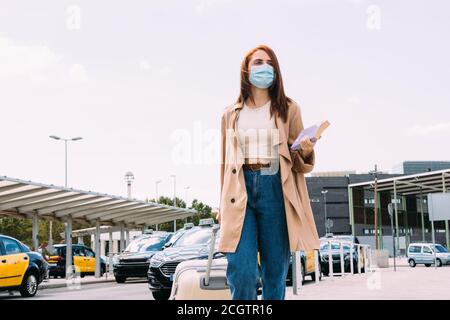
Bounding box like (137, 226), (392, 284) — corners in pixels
(48, 263), (57, 267)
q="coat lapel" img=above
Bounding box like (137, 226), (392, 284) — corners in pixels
(274, 112), (306, 224)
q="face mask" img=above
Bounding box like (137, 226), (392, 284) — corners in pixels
(249, 64), (275, 89)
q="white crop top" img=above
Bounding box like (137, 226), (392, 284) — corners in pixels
(236, 99), (279, 164)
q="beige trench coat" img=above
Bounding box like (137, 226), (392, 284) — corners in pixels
(217, 99), (320, 253)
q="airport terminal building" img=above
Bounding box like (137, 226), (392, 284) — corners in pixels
(307, 161), (450, 255)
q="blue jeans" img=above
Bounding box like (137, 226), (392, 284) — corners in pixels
(225, 165), (291, 300)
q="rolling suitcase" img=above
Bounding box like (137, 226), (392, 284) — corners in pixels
(169, 225), (231, 300)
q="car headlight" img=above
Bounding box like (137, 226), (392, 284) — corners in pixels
(150, 254), (164, 268)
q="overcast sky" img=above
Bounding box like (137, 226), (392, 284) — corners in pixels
(1, 0), (449, 208)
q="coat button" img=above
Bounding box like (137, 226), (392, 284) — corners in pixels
(232, 168), (236, 174)
(230, 198), (235, 203)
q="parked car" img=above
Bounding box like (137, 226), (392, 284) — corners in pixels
(113, 230), (172, 283)
(407, 243), (450, 267)
(147, 219), (221, 300)
(319, 240), (354, 275)
(0, 234), (48, 297)
(287, 250), (322, 284)
(47, 244), (106, 278)
(319, 234), (365, 275)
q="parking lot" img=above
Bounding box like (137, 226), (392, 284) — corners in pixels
(2, 258), (449, 300)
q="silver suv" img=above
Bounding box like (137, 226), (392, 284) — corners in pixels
(407, 243), (450, 267)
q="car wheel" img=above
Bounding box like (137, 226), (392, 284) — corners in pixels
(115, 276), (126, 283)
(80, 273), (86, 278)
(19, 272), (39, 297)
(409, 259), (416, 267)
(152, 290), (170, 300)
(436, 259), (442, 267)
(425, 264), (431, 267)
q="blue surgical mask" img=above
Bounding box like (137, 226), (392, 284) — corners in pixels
(249, 64), (275, 89)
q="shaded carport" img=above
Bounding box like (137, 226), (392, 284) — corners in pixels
(348, 169), (450, 251)
(0, 175), (197, 279)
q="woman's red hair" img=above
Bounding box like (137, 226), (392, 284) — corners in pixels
(236, 44), (292, 123)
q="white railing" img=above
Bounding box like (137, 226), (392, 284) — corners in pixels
(292, 240), (371, 294)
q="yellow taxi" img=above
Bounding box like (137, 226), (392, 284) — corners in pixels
(48, 244), (106, 278)
(287, 249), (322, 284)
(0, 234), (48, 297)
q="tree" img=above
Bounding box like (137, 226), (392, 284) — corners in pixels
(145, 196), (215, 232)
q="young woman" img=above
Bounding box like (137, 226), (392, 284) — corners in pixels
(217, 45), (320, 300)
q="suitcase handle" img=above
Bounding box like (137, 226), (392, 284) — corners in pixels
(204, 225), (220, 286)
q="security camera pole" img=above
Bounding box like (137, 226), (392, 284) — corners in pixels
(124, 171), (134, 199)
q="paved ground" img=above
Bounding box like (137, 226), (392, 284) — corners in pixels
(1, 259), (449, 300)
(286, 258), (450, 300)
(1, 278), (153, 300)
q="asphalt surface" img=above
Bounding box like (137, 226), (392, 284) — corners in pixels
(0, 279), (154, 300)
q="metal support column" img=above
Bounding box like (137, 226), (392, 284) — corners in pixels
(65, 216), (73, 280)
(108, 232), (114, 275)
(125, 230), (130, 248)
(377, 192), (383, 249)
(394, 181), (400, 253)
(348, 186), (355, 236)
(32, 213), (39, 251)
(95, 220), (101, 278)
(443, 173), (449, 249)
(120, 224), (125, 252)
(420, 187), (425, 242)
(402, 195), (409, 249)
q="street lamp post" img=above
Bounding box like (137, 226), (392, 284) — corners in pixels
(154, 179), (162, 231)
(184, 186), (190, 223)
(155, 180), (162, 203)
(49, 135), (83, 248)
(321, 190), (329, 235)
(171, 174), (176, 231)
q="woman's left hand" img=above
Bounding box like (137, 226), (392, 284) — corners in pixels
(300, 136), (315, 157)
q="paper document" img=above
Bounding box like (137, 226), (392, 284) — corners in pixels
(290, 120), (330, 151)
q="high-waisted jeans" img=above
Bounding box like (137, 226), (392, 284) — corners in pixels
(225, 165), (291, 300)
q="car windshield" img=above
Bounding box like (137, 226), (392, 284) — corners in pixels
(320, 243), (351, 251)
(124, 236), (167, 253)
(433, 244), (449, 253)
(166, 230), (185, 246)
(172, 228), (212, 248)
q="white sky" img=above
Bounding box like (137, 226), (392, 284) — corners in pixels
(1, 0), (449, 208)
